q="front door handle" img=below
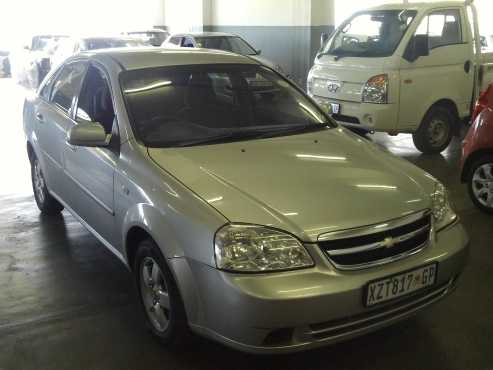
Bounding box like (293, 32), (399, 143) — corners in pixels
(35, 112), (44, 122)
(464, 60), (471, 74)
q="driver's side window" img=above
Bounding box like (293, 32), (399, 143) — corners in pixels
(415, 9), (462, 49)
(76, 65), (116, 135)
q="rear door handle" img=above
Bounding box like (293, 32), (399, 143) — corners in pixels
(35, 112), (44, 122)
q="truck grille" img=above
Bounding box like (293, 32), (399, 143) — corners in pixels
(318, 210), (432, 270)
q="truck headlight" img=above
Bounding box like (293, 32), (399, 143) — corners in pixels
(214, 224), (314, 272)
(362, 74), (388, 104)
(431, 182), (457, 231)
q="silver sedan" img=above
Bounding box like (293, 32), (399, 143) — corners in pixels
(23, 48), (468, 353)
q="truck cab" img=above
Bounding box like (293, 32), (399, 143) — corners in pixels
(308, 1), (491, 154)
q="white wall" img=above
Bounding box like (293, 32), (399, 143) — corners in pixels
(210, 0), (312, 26)
(164, 0), (206, 32)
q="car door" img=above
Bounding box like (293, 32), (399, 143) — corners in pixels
(62, 62), (119, 247)
(33, 61), (87, 196)
(398, 7), (474, 130)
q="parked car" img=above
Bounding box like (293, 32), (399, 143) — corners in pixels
(24, 49), (468, 353)
(0, 50), (10, 77)
(123, 29), (169, 47)
(308, 1), (493, 154)
(461, 84), (493, 214)
(11, 34), (67, 88)
(162, 32), (286, 75)
(51, 36), (148, 68)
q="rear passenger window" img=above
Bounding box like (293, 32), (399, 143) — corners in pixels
(50, 62), (86, 112)
(415, 9), (462, 49)
(170, 37), (182, 45)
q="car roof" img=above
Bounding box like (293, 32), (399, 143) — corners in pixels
(365, 1), (465, 12)
(170, 32), (236, 38)
(82, 48), (257, 71)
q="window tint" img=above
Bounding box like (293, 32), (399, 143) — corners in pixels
(121, 64), (331, 147)
(415, 9), (462, 49)
(169, 37), (181, 45)
(76, 65), (115, 134)
(50, 62), (86, 112)
(182, 37), (194, 48)
(40, 69), (59, 100)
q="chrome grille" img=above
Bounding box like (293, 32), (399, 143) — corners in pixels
(318, 210), (432, 270)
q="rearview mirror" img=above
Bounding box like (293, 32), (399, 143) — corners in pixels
(320, 32), (329, 49)
(67, 122), (109, 147)
(403, 34), (429, 62)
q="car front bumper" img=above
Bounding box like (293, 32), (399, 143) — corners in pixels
(173, 221), (468, 354)
(312, 95), (399, 133)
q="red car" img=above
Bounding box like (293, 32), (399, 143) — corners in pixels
(461, 85), (493, 214)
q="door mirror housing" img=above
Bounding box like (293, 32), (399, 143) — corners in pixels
(404, 34), (429, 62)
(256, 49), (262, 55)
(320, 32), (329, 49)
(67, 122), (110, 147)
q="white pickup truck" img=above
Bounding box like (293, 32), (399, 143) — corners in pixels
(307, 0), (493, 153)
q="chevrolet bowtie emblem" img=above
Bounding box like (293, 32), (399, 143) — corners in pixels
(382, 237), (396, 249)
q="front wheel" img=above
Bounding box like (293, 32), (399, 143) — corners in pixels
(412, 107), (454, 154)
(468, 155), (493, 214)
(31, 157), (64, 215)
(134, 239), (190, 345)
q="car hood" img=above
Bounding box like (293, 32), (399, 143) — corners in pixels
(148, 129), (435, 242)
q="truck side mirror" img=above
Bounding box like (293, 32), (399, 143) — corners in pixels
(320, 32), (329, 49)
(403, 34), (429, 62)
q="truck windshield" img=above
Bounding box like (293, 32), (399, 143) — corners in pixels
(121, 64), (333, 147)
(325, 10), (417, 58)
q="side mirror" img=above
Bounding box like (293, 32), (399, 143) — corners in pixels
(403, 34), (429, 62)
(320, 32), (329, 49)
(67, 122), (109, 147)
(256, 49), (262, 55)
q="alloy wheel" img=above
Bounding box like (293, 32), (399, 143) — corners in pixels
(472, 163), (493, 209)
(33, 160), (46, 204)
(140, 257), (171, 332)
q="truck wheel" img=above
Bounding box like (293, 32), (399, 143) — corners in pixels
(468, 155), (493, 214)
(412, 107), (454, 154)
(134, 239), (190, 346)
(31, 156), (64, 215)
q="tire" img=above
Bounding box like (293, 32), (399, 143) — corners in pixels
(467, 155), (493, 214)
(412, 106), (455, 154)
(31, 156), (64, 215)
(134, 239), (190, 346)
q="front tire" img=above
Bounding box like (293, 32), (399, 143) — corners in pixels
(412, 107), (454, 154)
(31, 156), (64, 215)
(468, 155), (493, 214)
(134, 239), (189, 346)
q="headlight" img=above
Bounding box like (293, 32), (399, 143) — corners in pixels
(307, 72), (314, 96)
(362, 74), (388, 104)
(214, 224), (314, 272)
(431, 182), (457, 231)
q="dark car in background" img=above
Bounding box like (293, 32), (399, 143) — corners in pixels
(461, 84), (493, 214)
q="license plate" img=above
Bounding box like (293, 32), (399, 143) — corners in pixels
(365, 263), (438, 307)
(330, 103), (341, 114)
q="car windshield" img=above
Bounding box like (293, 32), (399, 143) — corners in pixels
(195, 36), (257, 55)
(32, 36), (67, 51)
(324, 10), (417, 58)
(85, 39), (129, 50)
(121, 64), (333, 147)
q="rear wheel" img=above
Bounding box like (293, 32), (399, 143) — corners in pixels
(31, 156), (64, 215)
(412, 107), (454, 154)
(468, 155), (493, 214)
(134, 239), (190, 345)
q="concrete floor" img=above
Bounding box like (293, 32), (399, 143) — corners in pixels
(0, 77), (492, 370)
